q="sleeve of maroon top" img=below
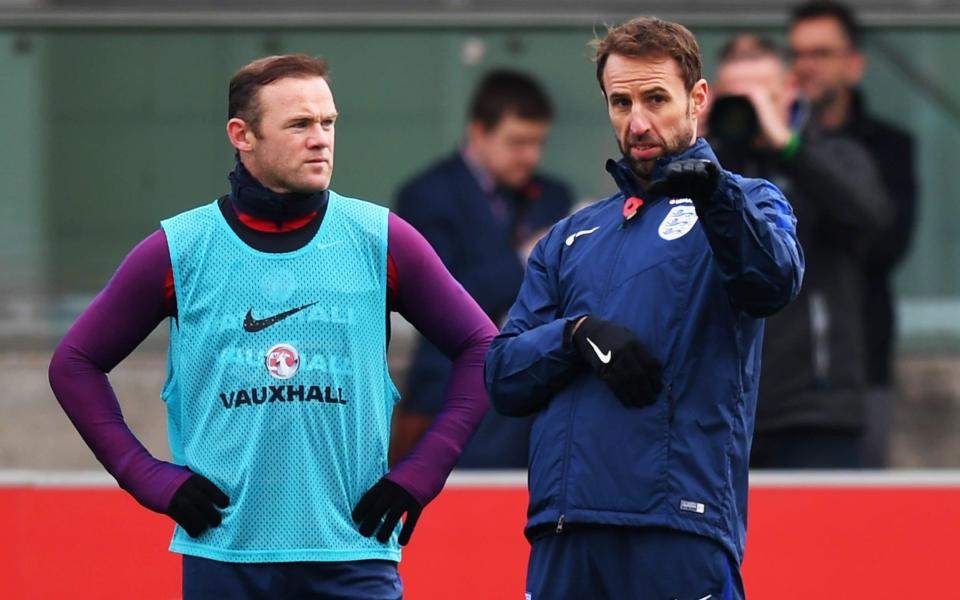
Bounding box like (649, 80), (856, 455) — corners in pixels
(383, 213), (496, 505)
(48, 229), (192, 513)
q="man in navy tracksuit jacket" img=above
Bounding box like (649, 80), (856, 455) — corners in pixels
(485, 17), (804, 599)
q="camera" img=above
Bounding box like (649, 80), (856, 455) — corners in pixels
(707, 95), (759, 147)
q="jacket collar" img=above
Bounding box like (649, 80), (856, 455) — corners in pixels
(605, 137), (720, 199)
(840, 88), (877, 135)
(459, 145), (497, 195)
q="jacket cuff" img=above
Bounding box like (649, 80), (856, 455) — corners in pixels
(563, 314), (589, 347)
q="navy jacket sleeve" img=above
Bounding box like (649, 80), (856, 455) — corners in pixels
(484, 225), (584, 417)
(696, 173), (804, 318)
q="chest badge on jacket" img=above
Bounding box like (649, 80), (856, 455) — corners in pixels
(658, 204), (699, 241)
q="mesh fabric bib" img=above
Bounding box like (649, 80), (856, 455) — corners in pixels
(160, 192), (400, 562)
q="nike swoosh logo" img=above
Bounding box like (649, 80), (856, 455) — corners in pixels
(586, 337), (611, 364)
(243, 302), (317, 333)
(697, 595), (713, 600)
(316, 240), (340, 250)
(565, 226), (600, 246)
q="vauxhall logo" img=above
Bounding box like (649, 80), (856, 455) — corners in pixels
(216, 341), (350, 410)
(218, 346), (353, 375)
(265, 343), (300, 379)
(219, 384), (347, 409)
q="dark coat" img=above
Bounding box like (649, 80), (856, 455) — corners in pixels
(715, 115), (893, 433)
(841, 92), (917, 386)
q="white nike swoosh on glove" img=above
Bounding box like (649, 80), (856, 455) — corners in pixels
(586, 337), (612, 363)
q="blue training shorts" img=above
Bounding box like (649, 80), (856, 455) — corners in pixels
(526, 526), (744, 600)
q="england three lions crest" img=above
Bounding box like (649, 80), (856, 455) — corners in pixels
(658, 204), (698, 241)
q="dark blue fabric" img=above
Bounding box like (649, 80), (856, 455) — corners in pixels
(486, 138), (804, 562)
(750, 427), (863, 469)
(182, 555), (402, 600)
(842, 92), (917, 387)
(227, 158), (328, 223)
(526, 526), (744, 600)
(396, 152), (572, 468)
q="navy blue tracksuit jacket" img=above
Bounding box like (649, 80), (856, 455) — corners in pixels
(485, 139), (804, 562)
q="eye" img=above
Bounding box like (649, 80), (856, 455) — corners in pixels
(610, 96), (630, 108)
(291, 120), (309, 129)
(321, 118), (335, 128)
(650, 94), (668, 105)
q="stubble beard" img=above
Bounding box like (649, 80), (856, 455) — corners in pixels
(619, 102), (696, 182)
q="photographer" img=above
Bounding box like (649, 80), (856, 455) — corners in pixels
(707, 35), (892, 468)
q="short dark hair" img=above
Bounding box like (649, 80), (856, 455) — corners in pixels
(718, 34), (782, 64)
(468, 70), (553, 130)
(592, 16), (702, 94)
(229, 54), (329, 134)
(790, 1), (863, 49)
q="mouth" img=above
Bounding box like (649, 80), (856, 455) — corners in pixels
(629, 143), (661, 161)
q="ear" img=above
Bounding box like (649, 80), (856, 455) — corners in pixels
(226, 118), (255, 153)
(846, 51), (866, 85)
(466, 120), (489, 148)
(690, 78), (709, 118)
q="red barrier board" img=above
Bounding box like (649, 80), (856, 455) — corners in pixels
(1, 477), (958, 599)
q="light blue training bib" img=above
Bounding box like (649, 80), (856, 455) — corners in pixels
(160, 192), (400, 563)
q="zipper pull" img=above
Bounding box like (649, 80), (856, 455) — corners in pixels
(556, 514), (565, 534)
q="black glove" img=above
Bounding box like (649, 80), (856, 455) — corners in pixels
(647, 158), (720, 204)
(572, 317), (664, 407)
(166, 473), (230, 538)
(352, 478), (423, 545)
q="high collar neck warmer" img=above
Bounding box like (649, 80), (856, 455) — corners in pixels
(228, 159), (327, 223)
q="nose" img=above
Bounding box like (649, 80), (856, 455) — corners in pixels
(790, 51), (821, 73)
(522, 143), (543, 167)
(629, 106), (651, 137)
(306, 124), (331, 149)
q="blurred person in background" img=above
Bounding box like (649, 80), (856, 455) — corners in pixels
(486, 17), (803, 599)
(789, 0), (918, 467)
(707, 34), (891, 468)
(391, 70), (573, 469)
(48, 54), (495, 598)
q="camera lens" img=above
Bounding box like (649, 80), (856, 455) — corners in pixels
(708, 96), (759, 147)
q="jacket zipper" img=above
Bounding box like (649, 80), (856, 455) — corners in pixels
(556, 209), (634, 533)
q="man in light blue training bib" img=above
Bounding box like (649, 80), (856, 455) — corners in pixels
(49, 54), (496, 599)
